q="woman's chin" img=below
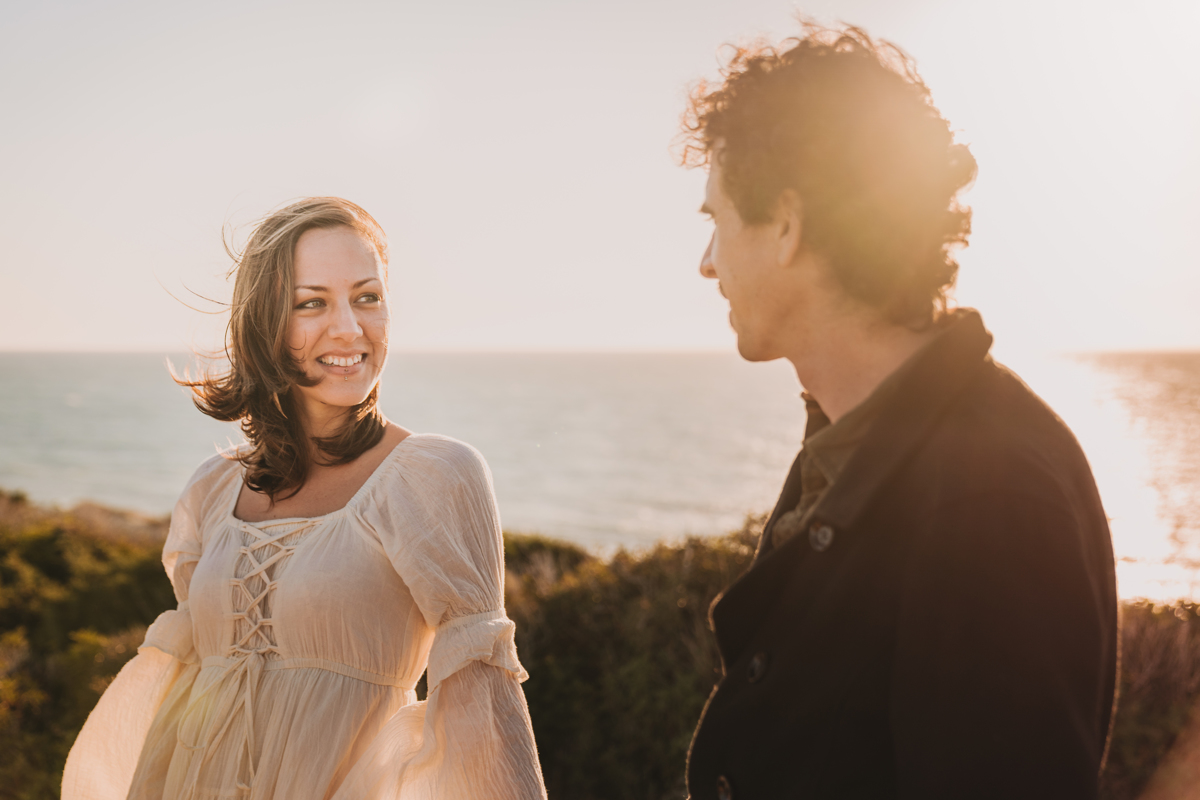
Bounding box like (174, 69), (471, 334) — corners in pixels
(298, 381), (377, 415)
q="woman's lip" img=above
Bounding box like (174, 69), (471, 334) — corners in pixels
(315, 358), (367, 376)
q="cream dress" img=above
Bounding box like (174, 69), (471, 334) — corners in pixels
(61, 434), (547, 800)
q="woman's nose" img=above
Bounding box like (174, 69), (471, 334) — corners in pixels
(699, 235), (717, 279)
(328, 301), (363, 340)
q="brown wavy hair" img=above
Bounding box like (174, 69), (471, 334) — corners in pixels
(177, 197), (389, 502)
(679, 22), (977, 328)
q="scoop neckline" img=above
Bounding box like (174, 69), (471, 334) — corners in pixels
(226, 432), (427, 527)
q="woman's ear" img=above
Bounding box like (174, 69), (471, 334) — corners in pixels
(775, 189), (804, 268)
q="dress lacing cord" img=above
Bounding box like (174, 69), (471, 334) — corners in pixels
(177, 520), (314, 800)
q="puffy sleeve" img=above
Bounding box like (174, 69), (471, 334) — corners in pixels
(334, 436), (547, 800)
(61, 456), (216, 800)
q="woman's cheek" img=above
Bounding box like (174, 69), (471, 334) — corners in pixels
(365, 317), (389, 344)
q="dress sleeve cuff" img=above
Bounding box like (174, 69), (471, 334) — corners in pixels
(427, 609), (528, 691)
(138, 603), (197, 665)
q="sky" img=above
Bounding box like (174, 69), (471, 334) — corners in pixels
(2, 0), (1197, 357)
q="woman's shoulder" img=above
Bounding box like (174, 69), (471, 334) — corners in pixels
(193, 444), (244, 476)
(360, 433), (501, 561)
(190, 444), (246, 486)
(392, 433), (490, 476)
(164, 445), (244, 558)
(176, 445), (245, 518)
(370, 433), (494, 505)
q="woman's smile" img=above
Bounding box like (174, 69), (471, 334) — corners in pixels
(314, 351), (370, 378)
(316, 353), (367, 368)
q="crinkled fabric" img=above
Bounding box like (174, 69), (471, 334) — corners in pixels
(62, 434), (546, 800)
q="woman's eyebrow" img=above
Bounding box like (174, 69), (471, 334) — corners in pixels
(295, 278), (381, 292)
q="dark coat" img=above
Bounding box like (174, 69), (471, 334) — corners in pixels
(686, 311), (1118, 800)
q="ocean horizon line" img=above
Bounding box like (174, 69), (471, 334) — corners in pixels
(0, 347), (746, 356)
(5, 346), (1200, 356)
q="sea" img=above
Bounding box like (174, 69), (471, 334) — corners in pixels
(1, 351), (1198, 602)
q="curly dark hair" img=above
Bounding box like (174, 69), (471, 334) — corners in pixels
(680, 22), (977, 328)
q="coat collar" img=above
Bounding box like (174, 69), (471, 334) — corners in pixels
(809, 308), (994, 533)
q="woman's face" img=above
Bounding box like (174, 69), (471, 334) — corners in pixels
(286, 226), (390, 428)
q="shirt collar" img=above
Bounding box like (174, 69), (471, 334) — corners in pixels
(809, 308), (994, 533)
(800, 314), (947, 487)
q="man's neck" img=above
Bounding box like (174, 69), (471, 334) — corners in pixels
(788, 311), (938, 424)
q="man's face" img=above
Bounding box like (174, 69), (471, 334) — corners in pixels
(699, 157), (796, 362)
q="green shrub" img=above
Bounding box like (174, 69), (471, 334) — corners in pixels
(505, 531), (596, 583)
(1100, 601), (1200, 800)
(1, 493), (1198, 800)
(0, 523), (173, 658)
(0, 508), (162, 799)
(507, 518), (760, 800)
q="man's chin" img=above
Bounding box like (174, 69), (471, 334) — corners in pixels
(735, 335), (779, 364)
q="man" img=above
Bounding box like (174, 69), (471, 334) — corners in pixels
(681, 24), (1118, 799)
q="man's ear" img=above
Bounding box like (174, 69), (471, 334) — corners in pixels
(775, 189), (803, 268)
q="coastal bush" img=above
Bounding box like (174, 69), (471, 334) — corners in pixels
(1, 491), (1198, 799)
(506, 521), (759, 800)
(0, 493), (170, 800)
(1101, 601), (1200, 799)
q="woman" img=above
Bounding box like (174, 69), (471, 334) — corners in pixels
(62, 198), (547, 800)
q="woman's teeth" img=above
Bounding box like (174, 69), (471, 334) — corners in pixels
(317, 354), (365, 367)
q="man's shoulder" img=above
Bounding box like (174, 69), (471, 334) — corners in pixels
(895, 359), (1114, 605)
(920, 358), (1095, 503)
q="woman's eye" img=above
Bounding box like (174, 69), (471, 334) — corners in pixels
(296, 298), (323, 310)
(356, 293), (382, 303)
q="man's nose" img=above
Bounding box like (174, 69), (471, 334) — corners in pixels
(699, 235), (716, 279)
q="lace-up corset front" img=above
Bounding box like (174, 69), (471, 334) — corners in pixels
(176, 520), (313, 795)
(230, 519), (308, 662)
(174, 489), (434, 799)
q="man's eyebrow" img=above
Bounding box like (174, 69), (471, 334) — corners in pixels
(295, 278), (381, 292)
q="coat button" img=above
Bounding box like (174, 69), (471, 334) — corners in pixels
(716, 775), (733, 800)
(747, 651), (769, 684)
(809, 523), (835, 552)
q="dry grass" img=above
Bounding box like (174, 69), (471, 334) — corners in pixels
(1102, 602), (1200, 799)
(0, 490), (169, 546)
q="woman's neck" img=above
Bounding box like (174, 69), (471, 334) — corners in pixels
(298, 402), (354, 442)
